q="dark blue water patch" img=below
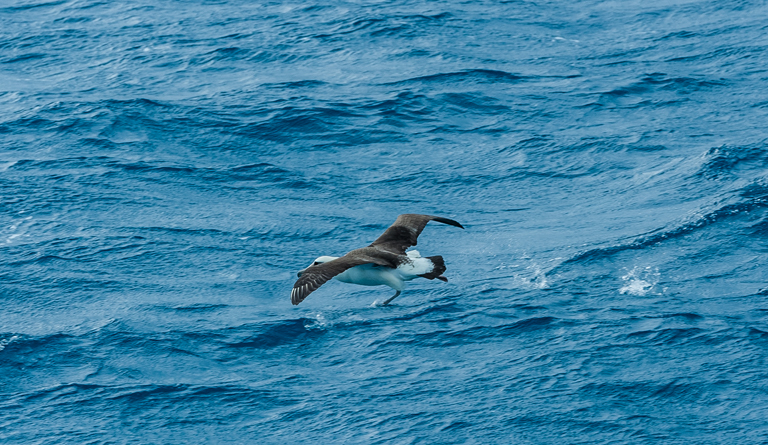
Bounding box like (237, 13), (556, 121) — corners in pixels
(657, 30), (699, 41)
(262, 79), (330, 90)
(368, 12), (454, 39)
(611, 73), (727, 96)
(226, 318), (327, 350)
(314, 17), (389, 40)
(745, 327), (768, 352)
(582, 73), (728, 109)
(309, 11), (453, 44)
(385, 316), (561, 348)
(388, 301), (467, 322)
(625, 327), (705, 346)
(0, 99), (173, 143)
(233, 105), (406, 146)
(0, 1), (68, 13)
(0, 333), (100, 391)
(577, 380), (708, 408)
(202, 46), (254, 62)
(440, 419), (472, 432)
(5, 382), (296, 429)
(665, 44), (766, 64)
(658, 312), (704, 321)
(0, 332), (74, 361)
(387, 69), (529, 88)
(1, 53), (46, 64)
(697, 144), (768, 180)
(437, 92), (511, 114)
(359, 91), (436, 124)
(0, 117), (62, 135)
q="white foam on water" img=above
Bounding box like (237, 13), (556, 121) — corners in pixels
(0, 335), (19, 352)
(620, 266), (660, 296)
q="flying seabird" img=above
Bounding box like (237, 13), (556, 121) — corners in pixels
(291, 214), (464, 306)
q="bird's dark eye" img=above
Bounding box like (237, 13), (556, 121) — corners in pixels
(313, 262), (320, 266)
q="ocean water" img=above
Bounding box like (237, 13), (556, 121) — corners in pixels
(2, 0), (768, 443)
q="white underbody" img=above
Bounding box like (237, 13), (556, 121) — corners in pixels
(334, 250), (434, 292)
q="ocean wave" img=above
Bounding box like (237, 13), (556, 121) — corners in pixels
(11, 382), (288, 413)
(385, 316), (560, 348)
(554, 179), (768, 268)
(3, 233), (164, 267)
(606, 73), (726, 96)
(696, 144), (768, 179)
(387, 69), (528, 86)
(583, 73), (727, 109)
(4, 155), (313, 192)
(625, 327), (705, 346)
(226, 319), (326, 350)
(0, 332), (76, 364)
(312, 11), (453, 42)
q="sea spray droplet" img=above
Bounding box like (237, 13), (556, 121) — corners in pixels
(620, 266), (660, 296)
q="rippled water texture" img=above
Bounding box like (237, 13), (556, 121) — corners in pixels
(2, 0), (768, 443)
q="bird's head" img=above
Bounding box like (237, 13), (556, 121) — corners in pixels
(297, 256), (338, 277)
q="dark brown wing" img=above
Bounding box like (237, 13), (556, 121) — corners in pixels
(291, 249), (396, 305)
(369, 214), (464, 255)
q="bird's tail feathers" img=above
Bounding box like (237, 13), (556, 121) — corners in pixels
(419, 255), (447, 280)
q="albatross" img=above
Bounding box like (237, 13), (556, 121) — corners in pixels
(291, 214), (464, 306)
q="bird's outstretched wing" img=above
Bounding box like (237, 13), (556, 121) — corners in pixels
(370, 214), (464, 255)
(291, 250), (395, 305)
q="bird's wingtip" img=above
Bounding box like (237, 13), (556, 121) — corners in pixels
(432, 216), (464, 229)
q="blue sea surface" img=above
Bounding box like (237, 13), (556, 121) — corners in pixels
(2, 0), (768, 443)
